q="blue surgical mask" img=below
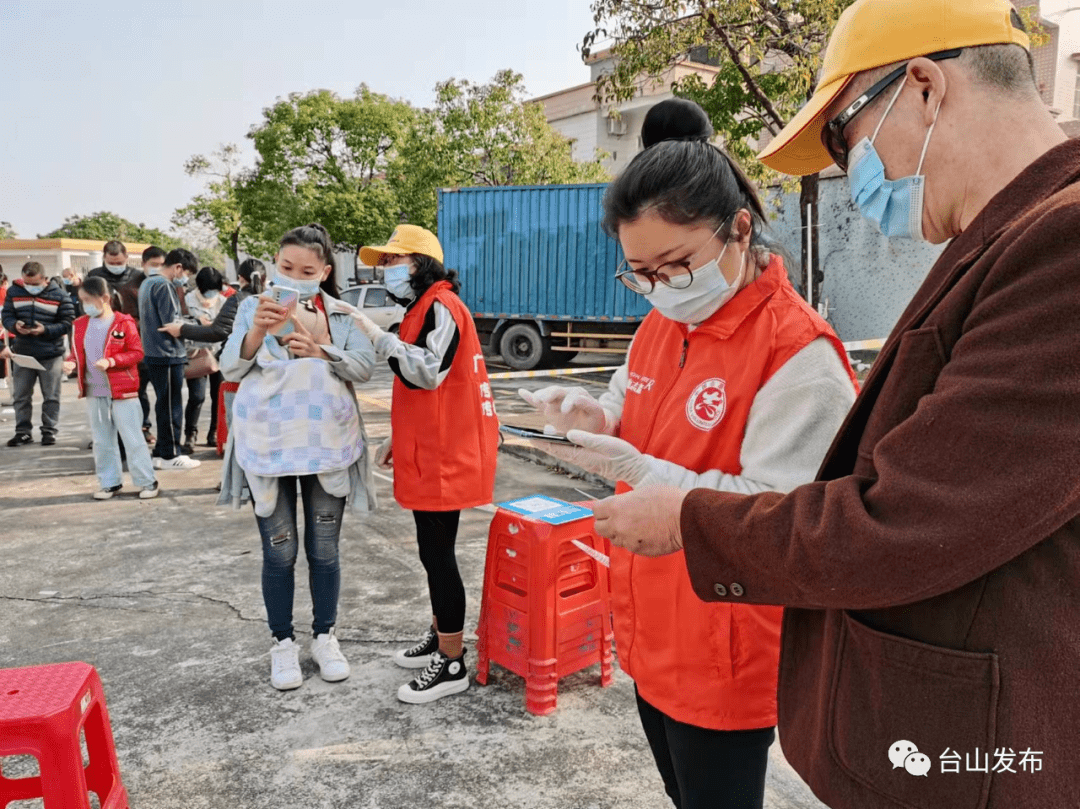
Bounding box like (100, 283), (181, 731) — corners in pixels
(62, 278), (72, 286)
(105, 264), (126, 275)
(847, 81), (941, 242)
(383, 263), (415, 301)
(24, 284), (44, 295)
(172, 275), (188, 287)
(271, 275), (322, 300)
(204, 290), (220, 300)
(84, 303), (103, 318)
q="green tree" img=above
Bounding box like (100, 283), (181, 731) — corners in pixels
(583, 0), (854, 301)
(389, 70), (611, 234)
(40, 212), (219, 266)
(0, 221), (16, 239)
(40, 211), (183, 248)
(172, 143), (246, 264)
(238, 86), (417, 254)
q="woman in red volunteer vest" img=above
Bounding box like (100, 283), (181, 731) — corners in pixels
(353, 225), (499, 705)
(522, 100), (858, 808)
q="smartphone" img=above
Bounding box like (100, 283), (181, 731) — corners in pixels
(499, 425), (574, 444)
(265, 286), (298, 337)
(270, 285), (299, 309)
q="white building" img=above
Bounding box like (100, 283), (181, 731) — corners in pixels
(533, 51), (721, 176)
(0, 238), (152, 279)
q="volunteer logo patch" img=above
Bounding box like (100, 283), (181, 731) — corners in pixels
(686, 378), (727, 431)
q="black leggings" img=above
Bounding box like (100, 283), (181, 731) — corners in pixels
(636, 688), (775, 809)
(413, 510), (465, 634)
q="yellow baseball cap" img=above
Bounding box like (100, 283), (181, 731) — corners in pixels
(757, 0), (1030, 176)
(359, 224), (444, 266)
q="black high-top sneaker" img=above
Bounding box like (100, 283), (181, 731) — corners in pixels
(393, 626), (438, 669)
(397, 650), (469, 704)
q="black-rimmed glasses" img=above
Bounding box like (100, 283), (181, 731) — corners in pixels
(615, 220), (728, 294)
(822, 48), (962, 172)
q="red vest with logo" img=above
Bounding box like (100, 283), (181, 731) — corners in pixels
(391, 281), (499, 511)
(613, 257), (854, 729)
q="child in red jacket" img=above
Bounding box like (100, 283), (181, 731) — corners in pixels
(69, 277), (160, 500)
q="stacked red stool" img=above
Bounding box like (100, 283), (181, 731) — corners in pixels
(0, 662), (128, 808)
(475, 503), (614, 715)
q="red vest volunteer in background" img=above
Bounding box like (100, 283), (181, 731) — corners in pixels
(354, 225), (498, 707)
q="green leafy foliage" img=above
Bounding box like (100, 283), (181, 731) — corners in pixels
(0, 221), (16, 239)
(583, 0), (853, 191)
(40, 212), (218, 266)
(190, 72), (608, 255)
(172, 144), (246, 263)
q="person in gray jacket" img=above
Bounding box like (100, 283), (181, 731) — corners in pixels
(138, 248), (200, 469)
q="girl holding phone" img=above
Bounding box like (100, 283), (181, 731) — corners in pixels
(219, 223), (376, 691)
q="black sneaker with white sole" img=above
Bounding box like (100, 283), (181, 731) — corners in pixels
(393, 626), (438, 669)
(397, 650), (469, 704)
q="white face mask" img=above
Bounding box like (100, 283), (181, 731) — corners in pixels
(643, 241), (746, 324)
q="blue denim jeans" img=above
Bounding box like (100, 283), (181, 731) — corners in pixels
(86, 397), (157, 489)
(255, 475), (346, 641)
(12, 354), (64, 438)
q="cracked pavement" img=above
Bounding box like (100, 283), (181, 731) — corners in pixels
(0, 359), (828, 809)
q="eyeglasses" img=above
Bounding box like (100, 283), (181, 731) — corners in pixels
(615, 220), (728, 294)
(821, 48), (961, 172)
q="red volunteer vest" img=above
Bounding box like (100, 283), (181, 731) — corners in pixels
(613, 257), (855, 730)
(391, 281), (499, 511)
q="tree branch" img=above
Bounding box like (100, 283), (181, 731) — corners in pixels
(699, 3), (786, 133)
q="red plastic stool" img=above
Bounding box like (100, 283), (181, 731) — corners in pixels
(0, 662), (128, 808)
(475, 507), (614, 715)
(217, 381), (240, 458)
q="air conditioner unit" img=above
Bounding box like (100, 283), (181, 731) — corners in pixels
(607, 116), (628, 136)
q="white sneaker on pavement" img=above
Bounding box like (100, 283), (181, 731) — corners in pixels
(270, 637), (303, 691)
(310, 629), (350, 682)
(139, 482), (160, 499)
(153, 455), (201, 470)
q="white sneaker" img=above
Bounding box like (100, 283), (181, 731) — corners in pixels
(139, 482), (160, 499)
(153, 455), (201, 470)
(269, 637), (303, 691)
(310, 629), (350, 682)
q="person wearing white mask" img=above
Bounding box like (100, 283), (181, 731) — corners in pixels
(519, 99), (857, 809)
(67, 276), (159, 500)
(353, 224), (499, 705)
(180, 266), (227, 453)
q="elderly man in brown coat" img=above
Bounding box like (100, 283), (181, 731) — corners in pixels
(587, 0), (1080, 807)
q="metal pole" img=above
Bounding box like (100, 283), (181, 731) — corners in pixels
(806, 202), (814, 311)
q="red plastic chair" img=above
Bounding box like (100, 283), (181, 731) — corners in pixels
(475, 507), (614, 715)
(0, 662), (128, 808)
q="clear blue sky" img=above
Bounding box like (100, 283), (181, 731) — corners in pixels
(1, 0), (596, 239)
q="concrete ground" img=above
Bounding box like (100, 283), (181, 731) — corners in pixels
(0, 358), (828, 809)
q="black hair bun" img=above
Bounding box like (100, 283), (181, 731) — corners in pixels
(640, 98), (714, 149)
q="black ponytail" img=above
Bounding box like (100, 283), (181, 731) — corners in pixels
(279, 223), (340, 298)
(603, 99), (767, 247)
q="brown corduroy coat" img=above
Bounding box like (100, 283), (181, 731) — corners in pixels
(680, 138), (1080, 809)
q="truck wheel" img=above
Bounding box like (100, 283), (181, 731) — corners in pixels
(500, 323), (548, 371)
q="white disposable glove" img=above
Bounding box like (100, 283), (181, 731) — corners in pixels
(538, 430), (652, 486)
(518, 386), (613, 436)
(351, 311), (384, 343)
(374, 436), (393, 469)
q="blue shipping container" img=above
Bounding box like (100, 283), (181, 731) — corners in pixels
(437, 183), (651, 322)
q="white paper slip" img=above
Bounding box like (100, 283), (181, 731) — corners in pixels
(571, 539), (610, 568)
(11, 353), (46, 371)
